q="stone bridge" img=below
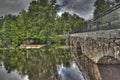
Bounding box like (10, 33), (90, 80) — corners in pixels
(69, 29), (120, 63)
(67, 3), (120, 80)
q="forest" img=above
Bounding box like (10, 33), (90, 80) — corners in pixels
(0, 0), (119, 48)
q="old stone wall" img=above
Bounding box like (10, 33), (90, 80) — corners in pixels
(69, 29), (120, 63)
(69, 29), (120, 80)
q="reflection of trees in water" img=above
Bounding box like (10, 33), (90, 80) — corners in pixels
(0, 48), (71, 80)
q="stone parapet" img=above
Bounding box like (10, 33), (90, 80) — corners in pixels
(69, 29), (120, 64)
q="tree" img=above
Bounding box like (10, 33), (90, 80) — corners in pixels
(94, 0), (111, 17)
(0, 0), (85, 47)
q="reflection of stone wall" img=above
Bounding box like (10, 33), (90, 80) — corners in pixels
(98, 64), (120, 80)
(69, 29), (120, 63)
(72, 55), (120, 80)
(73, 55), (102, 80)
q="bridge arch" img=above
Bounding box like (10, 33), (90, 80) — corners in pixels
(97, 56), (119, 64)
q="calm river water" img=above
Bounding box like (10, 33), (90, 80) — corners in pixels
(0, 47), (86, 80)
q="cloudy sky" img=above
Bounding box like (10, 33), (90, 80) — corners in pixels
(0, 0), (96, 20)
(57, 0), (96, 20)
(0, 0), (32, 16)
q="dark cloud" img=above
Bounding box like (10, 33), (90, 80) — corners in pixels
(57, 0), (96, 20)
(0, 0), (32, 16)
(0, 0), (96, 20)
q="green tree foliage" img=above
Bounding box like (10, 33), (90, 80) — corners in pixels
(61, 12), (84, 30)
(94, 0), (120, 17)
(94, 0), (111, 17)
(0, 48), (72, 80)
(0, 0), (84, 48)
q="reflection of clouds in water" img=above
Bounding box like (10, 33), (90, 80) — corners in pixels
(0, 62), (29, 80)
(57, 61), (85, 80)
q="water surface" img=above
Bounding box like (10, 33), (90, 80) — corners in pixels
(0, 48), (86, 80)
